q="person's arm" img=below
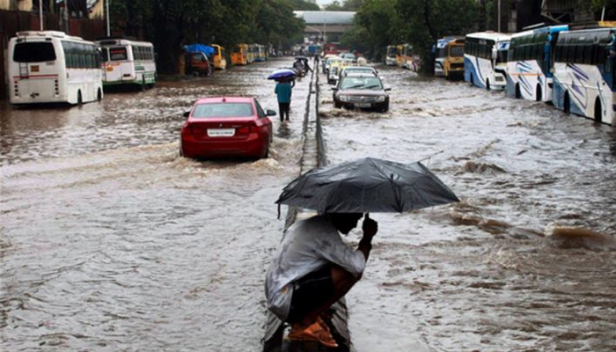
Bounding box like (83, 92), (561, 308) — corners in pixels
(357, 214), (377, 261)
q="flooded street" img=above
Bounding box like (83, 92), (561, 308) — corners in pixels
(318, 65), (616, 351)
(1, 58), (308, 351)
(2, 58), (616, 352)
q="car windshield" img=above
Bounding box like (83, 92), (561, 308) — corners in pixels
(340, 77), (383, 90)
(192, 103), (254, 118)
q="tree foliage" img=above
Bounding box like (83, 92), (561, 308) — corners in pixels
(109, 0), (307, 74)
(324, 0), (365, 11)
(341, 0), (478, 71)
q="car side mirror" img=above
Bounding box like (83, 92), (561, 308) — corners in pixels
(331, 87), (338, 91)
(385, 87), (392, 91)
(266, 109), (277, 116)
(183, 111), (190, 118)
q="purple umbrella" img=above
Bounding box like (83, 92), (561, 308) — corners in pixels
(268, 69), (297, 81)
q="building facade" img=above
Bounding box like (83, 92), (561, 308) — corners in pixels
(293, 11), (355, 44)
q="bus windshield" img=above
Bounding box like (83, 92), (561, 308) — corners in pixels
(109, 47), (128, 61)
(387, 47), (397, 58)
(450, 46), (464, 57)
(13, 42), (56, 62)
(496, 50), (508, 64)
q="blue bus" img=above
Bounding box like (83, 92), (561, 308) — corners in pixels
(464, 32), (511, 90)
(552, 26), (616, 125)
(506, 25), (568, 102)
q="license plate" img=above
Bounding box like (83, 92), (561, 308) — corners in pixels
(30, 65), (39, 73)
(356, 103), (371, 108)
(207, 128), (235, 137)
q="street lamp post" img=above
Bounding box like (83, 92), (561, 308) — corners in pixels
(39, 0), (43, 30)
(106, 0), (111, 36)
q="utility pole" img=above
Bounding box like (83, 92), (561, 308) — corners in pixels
(39, 0), (43, 30)
(497, 0), (501, 32)
(106, 0), (111, 36)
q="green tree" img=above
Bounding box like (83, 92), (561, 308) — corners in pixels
(341, 0), (400, 61)
(108, 0), (307, 74)
(289, 0), (321, 10)
(396, 0), (478, 72)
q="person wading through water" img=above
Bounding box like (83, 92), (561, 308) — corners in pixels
(265, 213), (378, 348)
(275, 78), (292, 122)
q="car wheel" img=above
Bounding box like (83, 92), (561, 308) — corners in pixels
(334, 102), (342, 109)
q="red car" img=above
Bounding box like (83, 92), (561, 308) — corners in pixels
(180, 97), (276, 158)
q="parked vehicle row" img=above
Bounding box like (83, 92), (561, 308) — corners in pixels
(8, 30), (155, 105)
(432, 22), (616, 125)
(384, 44), (422, 72)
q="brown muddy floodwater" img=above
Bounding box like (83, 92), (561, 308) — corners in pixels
(318, 64), (616, 352)
(1, 58), (616, 352)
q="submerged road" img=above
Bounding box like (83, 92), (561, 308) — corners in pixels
(1, 58), (616, 352)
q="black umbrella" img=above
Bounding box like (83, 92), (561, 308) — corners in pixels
(276, 157), (459, 215)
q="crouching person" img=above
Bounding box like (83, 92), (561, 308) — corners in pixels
(265, 213), (378, 348)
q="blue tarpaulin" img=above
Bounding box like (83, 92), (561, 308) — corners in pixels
(184, 44), (215, 56)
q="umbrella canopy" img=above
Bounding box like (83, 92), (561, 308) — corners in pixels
(268, 69), (297, 80)
(276, 157), (459, 214)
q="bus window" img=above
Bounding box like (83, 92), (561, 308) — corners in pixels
(13, 42), (56, 62)
(110, 47), (127, 61)
(100, 48), (109, 62)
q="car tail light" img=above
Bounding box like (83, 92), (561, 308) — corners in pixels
(236, 125), (255, 134)
(190, 124), (207, 135)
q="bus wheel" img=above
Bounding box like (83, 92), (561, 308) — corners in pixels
(486, 79), (490, 90)
(594, 98), (602, 123)
(536, 85), (542, 102)
(564, 92), (571, 114)
(97, 88), (102, 102)
(77, 91), (83, 105)
(515, 84), (521, 99)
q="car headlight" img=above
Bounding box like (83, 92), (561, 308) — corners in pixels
(375, 96), (386, 102)
(339, 95), (350, 102)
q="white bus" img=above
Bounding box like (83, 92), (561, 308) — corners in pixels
(96, 38), (156, 89)
(464, 32), (511, 90)
(8, 31), (103, 105)
(552, 26), (616, 125)
(506, 25), (568, 102)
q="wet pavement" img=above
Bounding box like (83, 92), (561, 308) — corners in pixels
(1, 58), (616, 352)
